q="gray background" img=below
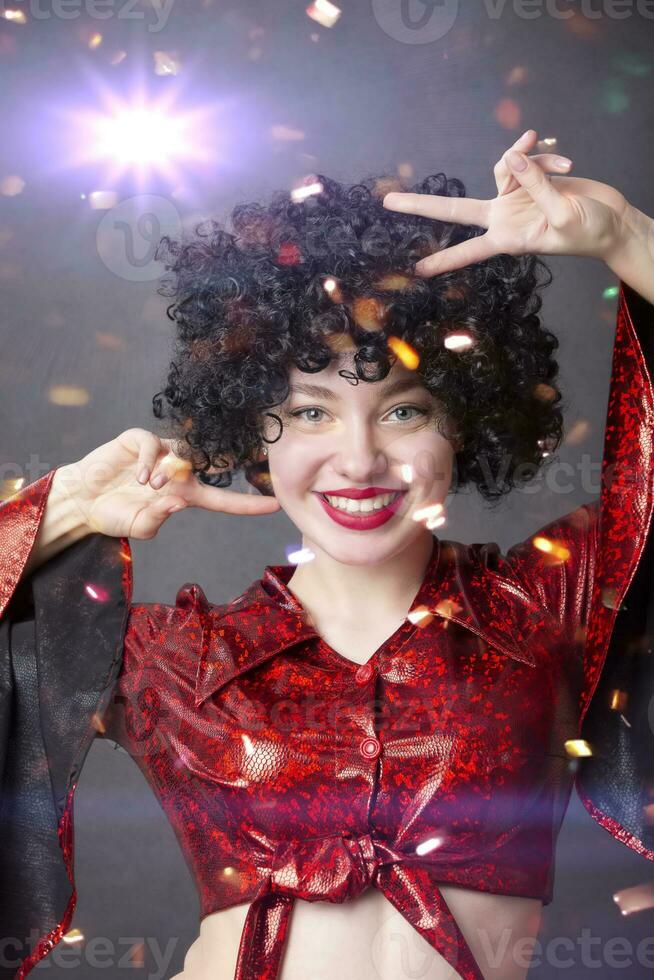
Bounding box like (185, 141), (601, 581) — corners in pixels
(1, 0), (653, 977)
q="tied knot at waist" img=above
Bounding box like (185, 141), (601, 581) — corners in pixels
(267, 832), (403, 903)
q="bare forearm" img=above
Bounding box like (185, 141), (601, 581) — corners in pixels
(23, 465), (92, 577)
(604, 202), (654, 305)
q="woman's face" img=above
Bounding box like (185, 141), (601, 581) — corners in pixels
(263, 354), (457, 566)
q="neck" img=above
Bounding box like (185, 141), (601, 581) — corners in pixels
(286, 531), (436, 626)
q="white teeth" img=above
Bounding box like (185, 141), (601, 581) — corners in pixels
(323, 491), (400, 513)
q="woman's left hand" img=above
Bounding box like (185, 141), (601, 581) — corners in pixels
(382, 129), (630, 277)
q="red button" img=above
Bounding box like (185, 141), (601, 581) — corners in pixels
(355, 662), (374, 685)
(359, 736), (381, 760)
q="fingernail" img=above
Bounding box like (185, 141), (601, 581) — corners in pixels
(138, 468), (149, 484)
(507, 150), (527, 171)
(554, 156), (572, 169)
(152, 474), (166, 489)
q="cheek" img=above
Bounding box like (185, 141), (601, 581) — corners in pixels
(267, 439), (322, 494)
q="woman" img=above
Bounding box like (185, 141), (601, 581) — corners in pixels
(2, 129), (654, 980)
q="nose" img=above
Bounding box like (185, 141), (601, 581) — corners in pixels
(332, 419), (388, 483)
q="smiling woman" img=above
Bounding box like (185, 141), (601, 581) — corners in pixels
(3, 143), (654, 980)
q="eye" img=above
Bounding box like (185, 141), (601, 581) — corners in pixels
(385, 404), (428, 422)
(290, 407), (328, 423)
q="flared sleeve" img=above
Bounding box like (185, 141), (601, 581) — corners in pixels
(575, 281), (654, 861)
(0, 471), (132, 979)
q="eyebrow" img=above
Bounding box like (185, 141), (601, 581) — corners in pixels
(287, 377), (427, 401)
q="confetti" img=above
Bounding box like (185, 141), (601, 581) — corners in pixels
(564, 739), (592, 758)
(387, 336), (420, 370)
(47, 385), (90, 407)
(306, 0), (342, 29)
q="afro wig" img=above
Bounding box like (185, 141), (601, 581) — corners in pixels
(152, 171), (564, 508)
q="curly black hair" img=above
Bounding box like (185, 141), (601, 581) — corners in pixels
(152, 171), (564, 507)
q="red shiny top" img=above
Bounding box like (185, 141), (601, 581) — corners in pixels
(2, 281), (654, 980)
(100, 506), (600, 980)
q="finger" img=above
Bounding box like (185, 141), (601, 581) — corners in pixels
(186, 481), (282, 516)
(131, 493), (188, 539)
(149, 449), (193, 490)
(505, 150), (572, 227)
(494, 129), (540, 194)
(133, 431), (168, 485)
(382, 192), (490, 230)
(414, 233), (498, 278)
(495, 152), (572, 196)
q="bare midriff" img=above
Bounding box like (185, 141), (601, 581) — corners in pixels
(170, 885), (543, 980)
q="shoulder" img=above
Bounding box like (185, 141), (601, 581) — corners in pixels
(478, 499), (599, 625)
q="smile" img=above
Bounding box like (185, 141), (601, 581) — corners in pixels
(314, 490), (406, 530)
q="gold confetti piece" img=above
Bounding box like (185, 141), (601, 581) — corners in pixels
(323, 331), (357, 354)
(415, 836), (443, 856)
(532, 536), (571, 563)
(0, 477), (25, 502)
(400, 463), (413, 484)
(377, 273), (412, 291)
(91, 712), (106, 735)
(387, 336), (419, 370)
(95, 331), (127, 351)
(397, 162), (414, 180)
(153, 50), (181, 76)
(505, 65), (528, 86)
(270, 124), (305, 142)
(62, 929), (84, 945)
(1, 8), (26, 23)
(88, 32), (103, 49)
(0, 175), (25, 197)
(351, 296), (386, 332)
(411, 502), (444, 522)
(407, 605), (434, 628)
(614, 880), (654, 916)
(128, 942), (145, 968)
(109, 50), (127, 66)
(532, 382), (557, 403)
(241, 734), (255, 756)
(287, 547), (315, 565)
(564, 739), (592, 758)
(435, 598), (463, 619)
(306, 0), (342, 29)
(374, 176), (405, 199)
(536, 136), (558, 153)
(48, 385), (90, 407)
(119, 548), (132, 563)
(574, 624), (588, 645)
(609, 689), (628, 712)
(642, 804), (654, 825)
(493, 98), (521, 131)
(291, 180), (323, 203)
(89, 190), (118, 210)
(223, 866), (235, 877)
(564, 419), (591, 445)
(601, 587), (623, 610)
(443, 331), (474, 353)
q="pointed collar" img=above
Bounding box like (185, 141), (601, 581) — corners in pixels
(194, 534), (555, 708)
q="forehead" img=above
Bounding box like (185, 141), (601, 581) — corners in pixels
(286, 354), (430, 400)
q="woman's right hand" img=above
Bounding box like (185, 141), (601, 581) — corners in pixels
(54, 427), (281, 540)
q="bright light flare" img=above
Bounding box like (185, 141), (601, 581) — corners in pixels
(59, 86), (218, 187)
(94, 106), (189, 167)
